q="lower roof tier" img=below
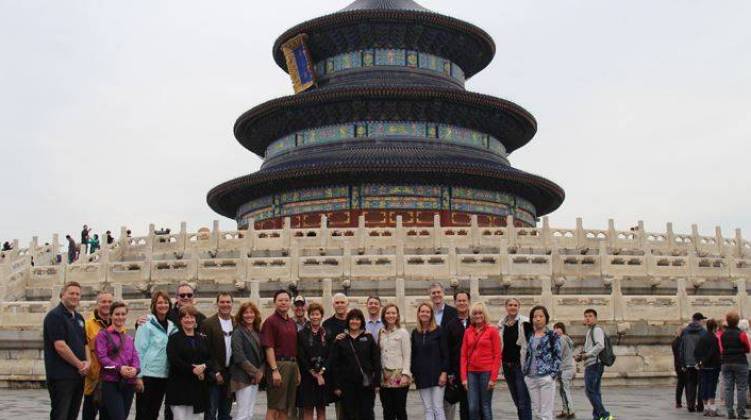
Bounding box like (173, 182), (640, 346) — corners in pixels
(207, 142), (564, 220)
(236, 184), (537, 229)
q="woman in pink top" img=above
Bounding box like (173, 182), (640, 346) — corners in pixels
(94, 301), (140, 420)
(461, 302), (501, 420)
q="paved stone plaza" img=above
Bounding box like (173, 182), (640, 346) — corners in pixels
(1, 385), (712, 419)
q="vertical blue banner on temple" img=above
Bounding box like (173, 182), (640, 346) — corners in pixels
(281, 34), (317, 93)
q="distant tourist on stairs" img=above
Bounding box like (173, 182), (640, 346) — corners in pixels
(81, 225), (92, 254)
(66, 235), (77, 263)
(1, 241), (11, 251)
(89, 234), (100, 254)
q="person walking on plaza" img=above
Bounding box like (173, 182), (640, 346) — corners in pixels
(44, 281), (89, 420)
(328, 308), (381, 420)
(134, 290), (177, 420)
(694, 318), (721, 417)
(201, 293), (236, 420)
(445, 290), (471, 420)
(231, 301), (265, 420)
(262, 290), (301, 420)
(719, 310), (751, 419)
(297, 302), (332, 420)
(379, 303), (412, 420)
(365, 296), (384, 343)
(461, 302), (501, 420)
(574, 309), (613, 420)
(552, 322), (576, 419)
(94, 302), (141, 420)
(293, 296), (309, 332)
(498, 298), (532, 420)
(83, 291), (113, 420)
(430, 283), (458, 329)
(672, 325), (687, 408)
(522, 306), (562, 420)
(412, 302), (449, 420)
(166, 305), (213, 420)
(681, 312), (708, 413)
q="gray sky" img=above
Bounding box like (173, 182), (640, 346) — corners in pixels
(1, 0), (749, 246)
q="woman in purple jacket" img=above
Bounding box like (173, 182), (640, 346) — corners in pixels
(95, 301), (141, 420)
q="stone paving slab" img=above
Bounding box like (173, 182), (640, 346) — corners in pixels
(0, 385), (716, 419)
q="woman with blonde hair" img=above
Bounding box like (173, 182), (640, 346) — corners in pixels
(231, 301), (265, 420)
(412, 302), (449, 420)
(461, 302), (501, 420)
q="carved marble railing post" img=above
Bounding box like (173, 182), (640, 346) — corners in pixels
(246, 221), (256, 251)
(691, 224), (701, 255)
(179, 222), (188, 251)
(212, 220), (220, 250)
(30, 236), (39, 266)
(542, 217), (552, 249)
(322, 278), (333, 309)
(470, 215), (479, 248)
(576, 218), (585, 249)
(249, 279), (260, 304)
(736, 229), (744, 258)
(342, 240), (352, 280)
(120, 226), (129, 250)
(282, 218), (292, 250)
(98, 242), (110, 284)
(506, 216), (516, 248)
(541, 275), (553, 311)
(607, 219), (616, 249)
(395, 215), (404, 247)
(432, 214), (441, 249)
(52, 234), (60, 265)
(320, 215), (328, 248)
(395, 277), (406, 311)
(736, 277), (749, 318)
(395, 224), (405, 279)
(469, 276), (480, 302)
(676, 277), (689, 321)
(715, 226), (725, 257)
(358, 215), (366, 249)
(50, 284), (61, 306)
(666, 222), (675, 248)
(290, 239), (300, 282)
(113, 283), (123, 301)
(637, 220), (647, 250)
(611, 276), (624, 321)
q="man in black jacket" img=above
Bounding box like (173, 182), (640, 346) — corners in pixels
(681, 312), (707, 413)
(429, 283), (458, 329)
(202, 293), (237, 420)
(444, 290), (471, 420)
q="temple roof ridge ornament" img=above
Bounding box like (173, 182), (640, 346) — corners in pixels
(340, 0), (430, 12)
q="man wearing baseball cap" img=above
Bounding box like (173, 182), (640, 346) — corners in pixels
(293, 296), (309, 332)
(680, 312), (708, 413)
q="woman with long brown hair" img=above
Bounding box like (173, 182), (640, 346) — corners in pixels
(231, 301), (265, 420)
(379, 303), (411, 420)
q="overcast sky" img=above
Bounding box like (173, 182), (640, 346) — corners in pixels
(1, 0), (749, 246)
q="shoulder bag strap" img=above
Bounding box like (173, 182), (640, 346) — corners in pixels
(348, 337), (367, 378)
(104, 330), (121, 357)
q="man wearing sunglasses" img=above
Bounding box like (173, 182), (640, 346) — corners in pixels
(167, 283), (207, 330)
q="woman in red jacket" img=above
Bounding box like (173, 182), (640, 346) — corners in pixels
(461, 302), (501, 420)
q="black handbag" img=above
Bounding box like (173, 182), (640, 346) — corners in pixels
(444, 377), (463, 404)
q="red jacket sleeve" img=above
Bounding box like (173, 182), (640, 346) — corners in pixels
(741, 331), (751, 353)
(490, 327), (501, 381)
(460, 329), (470, 383)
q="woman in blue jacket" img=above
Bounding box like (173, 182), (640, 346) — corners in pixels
(134, 290), (177, 420)
(411, 303), (449, 420)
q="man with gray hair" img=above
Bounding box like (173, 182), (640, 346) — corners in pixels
(323, 292), (349, 337)
(429, 282), (457, 329)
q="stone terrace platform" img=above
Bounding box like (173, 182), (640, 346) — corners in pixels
(2, 385), (693, 419)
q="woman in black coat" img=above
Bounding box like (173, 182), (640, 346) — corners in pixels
(411, 303), (449, 420)
(297, 303), (332, 420)
(166, 305), (213, 419)
(695, 319), (722, 417)
(327, 309), (381, 420)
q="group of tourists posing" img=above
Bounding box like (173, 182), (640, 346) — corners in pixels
(673, 311), (751, 418)
(43, 281), (615, 420)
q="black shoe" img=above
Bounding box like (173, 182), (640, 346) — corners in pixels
(736, 415), (748, 419)
(728, 414), (737, 419)
(689, 407), (696, 413)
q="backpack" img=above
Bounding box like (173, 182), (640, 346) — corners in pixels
(588, 326), (616, 367)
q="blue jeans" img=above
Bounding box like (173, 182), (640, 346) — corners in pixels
(502, 363), (531, 420)
(205, 382), (232, 420)
(700, 368), (720, 401)
(467, 371), (493, 420)
(101, 381), (135, 420)
(584, 363), (609, 420)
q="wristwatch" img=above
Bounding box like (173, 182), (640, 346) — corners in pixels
(271, 367), (279, 371)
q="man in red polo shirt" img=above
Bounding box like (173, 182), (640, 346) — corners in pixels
(262, 289), (301, 420)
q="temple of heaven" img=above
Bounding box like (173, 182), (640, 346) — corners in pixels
(207, 0), (565, 230)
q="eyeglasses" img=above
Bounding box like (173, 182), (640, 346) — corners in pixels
(179, 293), (193, 299)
